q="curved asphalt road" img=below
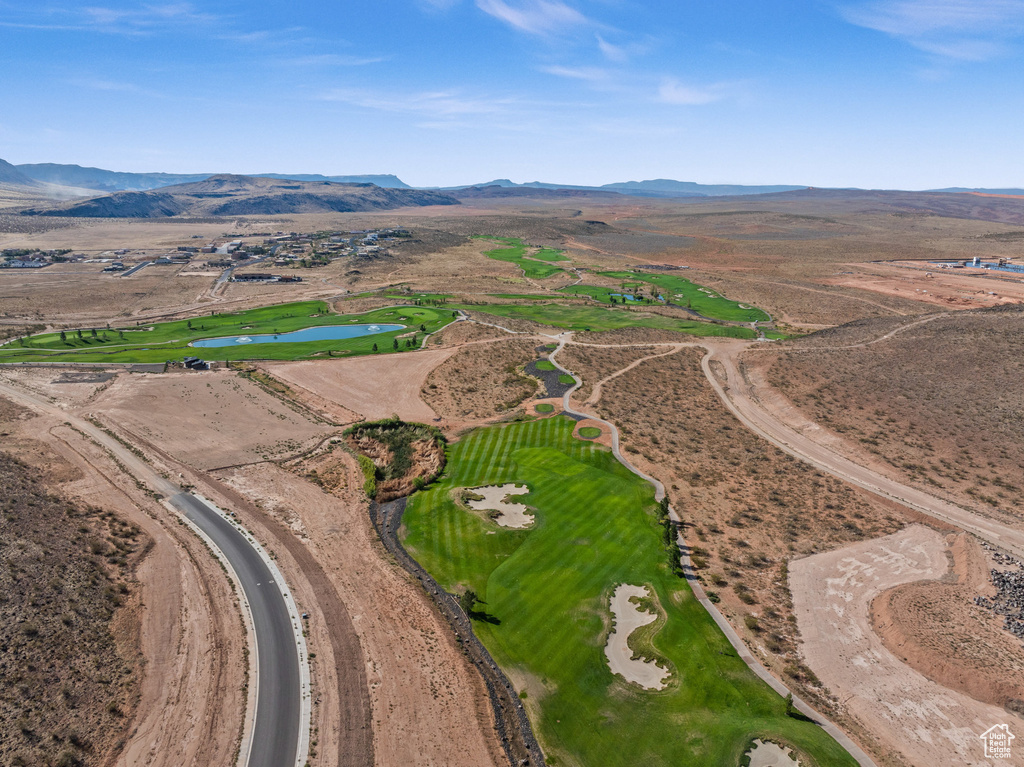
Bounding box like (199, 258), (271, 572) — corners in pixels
(170, 492), (300, 767)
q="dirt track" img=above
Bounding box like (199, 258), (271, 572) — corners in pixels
(790, 526), (1021, 767)
(702, 339), (1024, 561)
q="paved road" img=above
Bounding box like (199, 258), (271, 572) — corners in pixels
(170, 493), (301, 767)
(121, 260), (153, 277)
(0, 379), (305, 767)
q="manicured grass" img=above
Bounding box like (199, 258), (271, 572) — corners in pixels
(533, 247), (571, 262)
(577, 426), (602, 439)
(558, 373), (575, 385)
(600, 271), (771, 322)
(535, 403), (555, 413)
(454, 302), (755, 339)
(0, 301), (456, 363)
(534, 359), (556, 371)
(557, 284), (663, 306)
(402, 418), (856, 767)
(477, 236), (567, 280)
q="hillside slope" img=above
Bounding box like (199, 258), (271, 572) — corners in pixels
(21, 174), (460, 217)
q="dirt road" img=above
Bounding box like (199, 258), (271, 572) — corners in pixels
(702, 340), (1024, 561)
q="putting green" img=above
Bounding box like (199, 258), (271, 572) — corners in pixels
(476, 236), (567, 280)
(535, 403), (555, 413)
(402, 417), (856, 767)
(577, 426), (602, 439)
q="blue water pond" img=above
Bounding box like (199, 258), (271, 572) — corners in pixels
(191, 324), (404, 348)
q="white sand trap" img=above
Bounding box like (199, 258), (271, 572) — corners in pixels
(745, 739), (800, 767)
(466, 484), (533, 528)
(604, 584), (670, 690)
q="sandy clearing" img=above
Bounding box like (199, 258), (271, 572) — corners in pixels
(265, 348), (456, 423)
(220, 461), (504, 767)
(746, 739), (801, 767)
(604, 584), (669, 690)
(94, 369), (332, 469)
(467, 484), (533, 528)
(790, 525), (1022, 767)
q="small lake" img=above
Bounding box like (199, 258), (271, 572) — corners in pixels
(191, 324), (404, 348)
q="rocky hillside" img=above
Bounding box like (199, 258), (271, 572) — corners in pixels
(21, 174), (460, 217)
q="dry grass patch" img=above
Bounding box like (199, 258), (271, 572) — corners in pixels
(762, 306), (1024, 523)
(422, 338), (539, 421)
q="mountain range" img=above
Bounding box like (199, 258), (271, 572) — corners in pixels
(20, 174), (458, 218)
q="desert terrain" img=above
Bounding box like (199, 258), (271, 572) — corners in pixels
(4, 187), (1024, 767)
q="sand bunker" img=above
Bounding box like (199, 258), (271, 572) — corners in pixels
(744, 739), (800, 767)
(604, 584), (669, 690)
(466, 484), (533, 528)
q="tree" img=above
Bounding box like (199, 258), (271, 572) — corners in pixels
(419, 323), (426, 332)
(372, 343), (378, 352)
(187, 320), (193, 330)
(60, 330), (67, 343)
(784, 692), (795, 717)
(91, 328), (97, 338)
(458, 589), (478, 615)
(76, 329), (83, 340)
(392, 337), (399, 350)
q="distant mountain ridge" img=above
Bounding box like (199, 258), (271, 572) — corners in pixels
(0, 158), (42, 188)
(20, 174), (459, 218)
(440, 177), (807, 198)
(16, 163), (411, 192)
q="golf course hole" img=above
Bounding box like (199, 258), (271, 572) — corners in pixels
(744, 739), (801, 767)
(604, 584), (670, 690)
(464, 484), (533, 528)
(578, 426), (602, 439)
(535, 403), (555, 414)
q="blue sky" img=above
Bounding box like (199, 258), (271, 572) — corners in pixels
(1, 0), (1022, 188)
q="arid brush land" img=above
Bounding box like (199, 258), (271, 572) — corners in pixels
(2, 177), (1024, 767)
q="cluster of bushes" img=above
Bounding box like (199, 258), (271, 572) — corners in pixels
(658, 496), (684, 577)
(357, 455), (376, 498)
(345, 417), (447, 499)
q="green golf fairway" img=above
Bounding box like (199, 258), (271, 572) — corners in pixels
(402, 417), (855, 767)
(0, 301), (454, 362)
(455, 302), (755, 339)
(477, 236), (568, 279)
(600, 271), (771, 322)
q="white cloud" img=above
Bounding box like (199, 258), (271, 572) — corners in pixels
(657, 77), (722, 106)
(540, 65), (609, 81)
(841, 0), (1024, 60)
(320, 87), (517, 118)
(285, 54), (386, 67)
(595, 33), (627, 62)
(475, 0), (590, 35)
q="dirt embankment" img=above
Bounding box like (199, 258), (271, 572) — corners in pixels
(871, 532), (1024, 710)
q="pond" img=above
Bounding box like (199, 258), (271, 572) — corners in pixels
(191, 324), (404, 348)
